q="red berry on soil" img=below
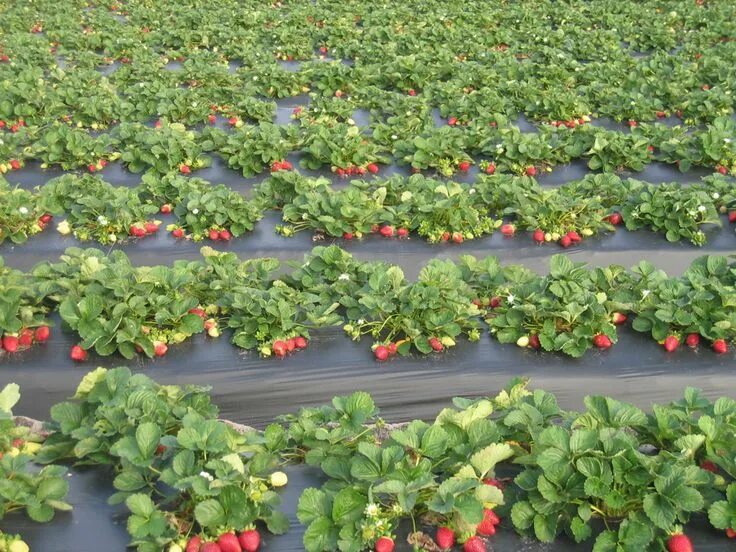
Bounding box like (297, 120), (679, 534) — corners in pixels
(343, 232), (354, 240)
(186, 536), (203, 552)
(436, 527), (455, 549)
(729, 211), (736, 223)
(533, 229), (545, 243)
(713, 338), (728, 354)
(429, 337), (444, 352)
(286, 338), (296, 352)
(559, 235), (572, 248)
(452, 232), (464, 243)
(367, 163), (379, 174)
(282, 160), (293, 170)
(374, 345), (389, 361)
(718, 165), (728, 175)
(663, 335), (680, 352)
(34, 326), (50, 342)
(2, 335), (19, 353)
(380, 225), (394, 237)
(686, 333), (700, 347)
(228, 117), (238, 126)
(701, 460), (718, 473)
(145, 222), (159, 234)
(500, 223), (515, 236)
(160, 204), (172, 214)
(216, 533), (241, 552)
(271, 161), (282, 172)
(529, 334), (540, 349)
(180, 164), (191, 174)
(593, 334), (612, 350)
(272, 340), (288, 357)
(153, 341), (168, 357)
(19, 329), (33, 348)
(387, 342), (397, 356)
(208, 229), (220, 241)
(607, 212), (623, 225)
(525, 166), (537, 176)
(485, 163), (496, 174)
(238, 529), (260, 552)
(477, 509), (500, 536)
(40, 213), (53, 223)
(9, 159), (20, 170)
(612, 312), (627, 325)
(219, 229), (232, 241)
(375, 537), (394, 552)
(656, 111), (666, 118)
(172, 228), (184, 238)
(408, 89), (417, 96)
(208, 114), (217, 124)
(727, 528), (736, 538)
(397, 227), (409, 238)
(447, 117), (458, 126)
(70, 345), (88, 361)
(463, 536), (486, 552)
(567, 231), (581, 243)
(458, 161), (471, 172)
(294, 336), (308, 349)
(88, 163), (96, 172)
(441, 231), (450, 242)
(666, 533), (693, 552)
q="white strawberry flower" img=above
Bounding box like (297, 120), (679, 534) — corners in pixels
(192, 208), (199, 215)
(469, 188), (476, 194)
(199, 471), (214, 482)
(97, 215), (108, 225)
(642, 289), (651, 299)
(253, 76), (258, 81)
(18, 207), (29, 215)
(698, 205), (706, 212)
(357, 318), (365, 325)
(507, 294), (515, 304)
(713, 192), (720, 199)
(391, 134), (398, 140)
(364, 503), (379, 517)
(338, 273), (350, 281)
(724, 138), (731, 143)
(109, 234), (117, 242)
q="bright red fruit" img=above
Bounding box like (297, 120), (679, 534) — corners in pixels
(160, 204), (172, 214)
(525, 166), (537, 176)
(441, 231), (450, 242)
(189, 308), (206, 319)
(729, 211), (736, 223)
(70, 345), (88, 361)
(532, 229), (545, 243)
(374, 345), (389, 361)
(286, 338), (296, 352)
(153, 341), (168, 357)
(40, 213), (53, 223)
(216, 533), (241, 552)
(387, 342), (397, 356)
(463, 536), (486, 552)
(727, 528), (736, 538)
(34, 326), (50, 342)
(447, 117), (458, 126)
(717, 165), (728, 175)
(686, 333), (700, 347)
(186, 536), (202, 552)
(2, 335), (19, 353)
(713, 338), (728, 354)
(367, 163), (379, 174)
(172, 228), (184, 238)
(477, 509), (500, 536)
(130, 225), (146, 237)
(490, 296), (501, 308)
(663, 335), (680, 352)
(180, 164), (191, 174)
(483, 478), (505, 489)
(408, 89), (417, 96)
(201, 544), (222, 552)
(238, 530), (260, 552)
(559, 235), (572, 248)
(397, 227), (409, 238)
(666, 533), (693, 552)
(606, 212), (622, 225)
(88, 164), (97, 172)
(272, 340), (288, 357)
(435, 527), (455, 549)
(429, 337), (444, 352)
(485, 163), (496, 174)
(9, 159), (20, 170)
(145, 222), (159, 234)
(500, 223), (515, 236)
(208, 114), (217, 124)
(294, 336), (308, 349)
(219, 229), (232, 241)
(612, 312), (627, 325)
(458, 161), (471, 172)
(452, 232), (463, 243)
(529, 334), (540, 349)
(208, 229), (220, 241)
(567, 231), (581, 243)
(593, 334), (612, 350)
(379, 225), (394, 237)
(343, 232), (353, 240)
(19, 329), (33, 348)
(375, 537), (394, 552)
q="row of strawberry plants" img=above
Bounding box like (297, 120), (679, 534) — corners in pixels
(2, 171), (735, 247)
(3, 116), (736, 178)
(1, 1), (736, 129)
(3, 245), (736, 360)
(8, 370), (736, 551)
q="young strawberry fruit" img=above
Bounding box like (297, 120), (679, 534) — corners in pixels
(2, 335), (19, 353)
(186, 536), (202, 552)
(452, 232), (464, 243)
(160, 204), (173, 214)
(700, 460), (718, 473)
(686, 333), (700, 347)
(463, 536), (486, 552)
(18, 329), (33, 348)
(729, 211), (736, 223)
(593, 334), (612, 350)
(532, 229), (545, 243)
(238, 529), (260, 552)
(559, 235), (572, 248)
(153, 341), (168, 357)
(458, 160), (471, 172)
(219, 229), (232, 241)
(529, 334), (541, 350)
(272, 340), (288, 358)
(375, 537), (394, 552)
(374, 345), (389, 361)
(477, 509), (500, 536)
(485, 163), (496, 175)
(180, 164), (191, 175)
(379, 225), (394, 237)
(216, 533), (241, 552)
(612, 312), (627, 325)
(343, 232), (354, 240)
(667, 533), (693, 552)
(34, 326), (50, 342)
(397, 227), (409, 238)
(294, 336), (308, 349)
(436, 527), (455, 549)
(70, 345), (88, 361)
(525, 166), (537, 176)
(367, 163), (379, 174)
(713, 338), (728, 354)
(663, 335), (680, 352)
(208, 229), (220, 241)
(429, 337), (444, 352)
(500, 223), (515, 236)
(200, 544), (222, 552)
(606, 212), (622, 225)
(172, 228), (185, 238)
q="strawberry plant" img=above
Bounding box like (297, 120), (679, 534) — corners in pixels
(205, 123), (297, 177)
(117, 121), (210, 174)
(31, 122), (115, 170)
(298, 118), (387, 172)
(0, 180), (48, 245)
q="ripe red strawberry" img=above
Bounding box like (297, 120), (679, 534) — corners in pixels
(387, 342), (397, 356)
(355, 166), (366, 175)
(180, 164), (191, 175)
(70, 345), (88, 361)
(88, 163), (97, 172)
(367, 163), (379, 174)
(238, 529), (260, 552)
(612, 312), (627, 325)
(272, 340), (288, 358)
(500, 223), (515, 236)
(567, 231), (581, 243)
(452, 232), (464, 243)
(153, 341), (168, 357)
(559, 235), (572, 248)
(606, 212), (623, 225)
(729, 211), (736, 223)
(727, 528), (736, 538)
(281, 160), (293, 170)
(397, 227), (409, 238)
(447, 117), (458, 126)
(525, 166), (537, 176)
(713, 338), (728, 354)
(286, 338), (296, 352)
(701, 460), (718, 473)
(717, 165), (728, 175)
(429, 337), (444, 352)
(463, 536), (486, 552)
(208, 114), (217, 125)
(228, 117), (239, 126)
(379, 225), (394, 237)
(336, 167), (346, 177)
(160, 204), (172, 214)
(271, 161), (282, 172)
(656, 111), (666, 118)
(627, 120), (638, 128)
(686, 333), (700, 347)
(408, 89), (417, 96)
(374, 345), (389, 361)
(477, 509), (500, 536)
(343, 232), (353, 240)
(19, 329), (33, 348)
(663, 335), (680, 352)
(436, 527), (455, 549)
(208, 229), (220, 241)
(458, 161), (471, 172)
(40, 213), (53, 223)
(485, 163), (496, 175)
(2, 335), (19, 353)
(186, 535), (202, 552)
(219, 229), (232, 241)
(334, 90), (343, 98)
(529, 334), (540, 349)
(130, 225), (146, 237)
(319, 46), (328, 54)
(172, 228), (185, 238)
(294, 336), (308, 349)
(532, 229), (545, 243)
(490, 296), (501, 308)
(483, 478), (505, 489)
(154, 120), (162, 128)
(593, 334), (612, 350)
(34, 326), (50, 342)
(375, 537), (394, 552)
(216, 533), (241, 552)
(666, 533), (693, 552)
(441, 231), (450, 242)
(201, 544), (222, 552)
(9, 159), (20, 170)
(145, 222), (159, 234)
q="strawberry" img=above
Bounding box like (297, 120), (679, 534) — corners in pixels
(155, 444), (166, 455)
(717, 165), (728, 175)
(490, 296), (502, 308)
(463, 536), (486, 552)
(435, 527), (455, 549)
(485, 163), (496, 175)
(686, 333), (700, 347)
(334, 90), (343, 98)
(559, 235), (572, 248)
(627, 120), (638, 128)
(343, 232), (354, 240)
(19, 329), (33, 348)
(204, 319), (217, 331)
(319, 46), (328, 54)
(500, 223), (515, 236)
(713, 338), (728, 354)
(70, 345), (88, 361)
(529, 334), (541, 349)
(281, 160), (293, 170)
(294, 336), (308, 349)
(666, 533), (693, 552)
(483, 478), (505, 489)
(160, 204), (173, 214)
(40, 213), (53, 223)
(458, 161), (471, 172)
(2, 335), (19, 353)
(271, 161), (282, 172)
(441, 231), (450, 242)
(272, 340), (288, 358)
(186, 536), (202, 552)
(477, 509), (500, 536)
(663, 335), (680, 352)
(729, 211), (736, 223)
(88, 163), (97, 172)
(397, 227), (409, 238)
(286, 338), (296, 352)
(447, 117), (458, 126)
(336, 167), (346, 177)
(567, 231), (581, 243)
(238, 529), (260, 552)
(145, 222), (159, 234)
(656, 111), (666, 118)
(375, 537), (394, 552)
(219, 229), (232, 241)
(189, 308), (207, 319)
(208, 114), (216, 125)
(408, 89), (417, 96)
(208, 229), (220, 241)
(154, 120), (162, 128)
(228, 117), (239, 126)
(593, 334), (612, 350)
(216, 533), (241, 552)
(34, 326), (50, 342)
(611, 312), (627, 325)
(532, 229), (545, 243)
(201, 544), (222, 552)
(380, 225), (394, 237)
(700, 460), (718, 473)
(374, 345), (389, 361)
(429, 337), (444, 352)
(525, 166), (537, 176)
(727, 528), (736, 538)
(154, 341), (168, 357)
(172, 228), (185, 238)
(180, 164), (191, 175)
(606, 212), (623, 225)
(452, 232), (464, 244)
(367, 163), (379, 174)
(9, 159), (20, 170)
(130, 225), (146, 237)
(387, 342), (398, 356)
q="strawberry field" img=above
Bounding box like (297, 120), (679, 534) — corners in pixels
(2, 0), (736, 550)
